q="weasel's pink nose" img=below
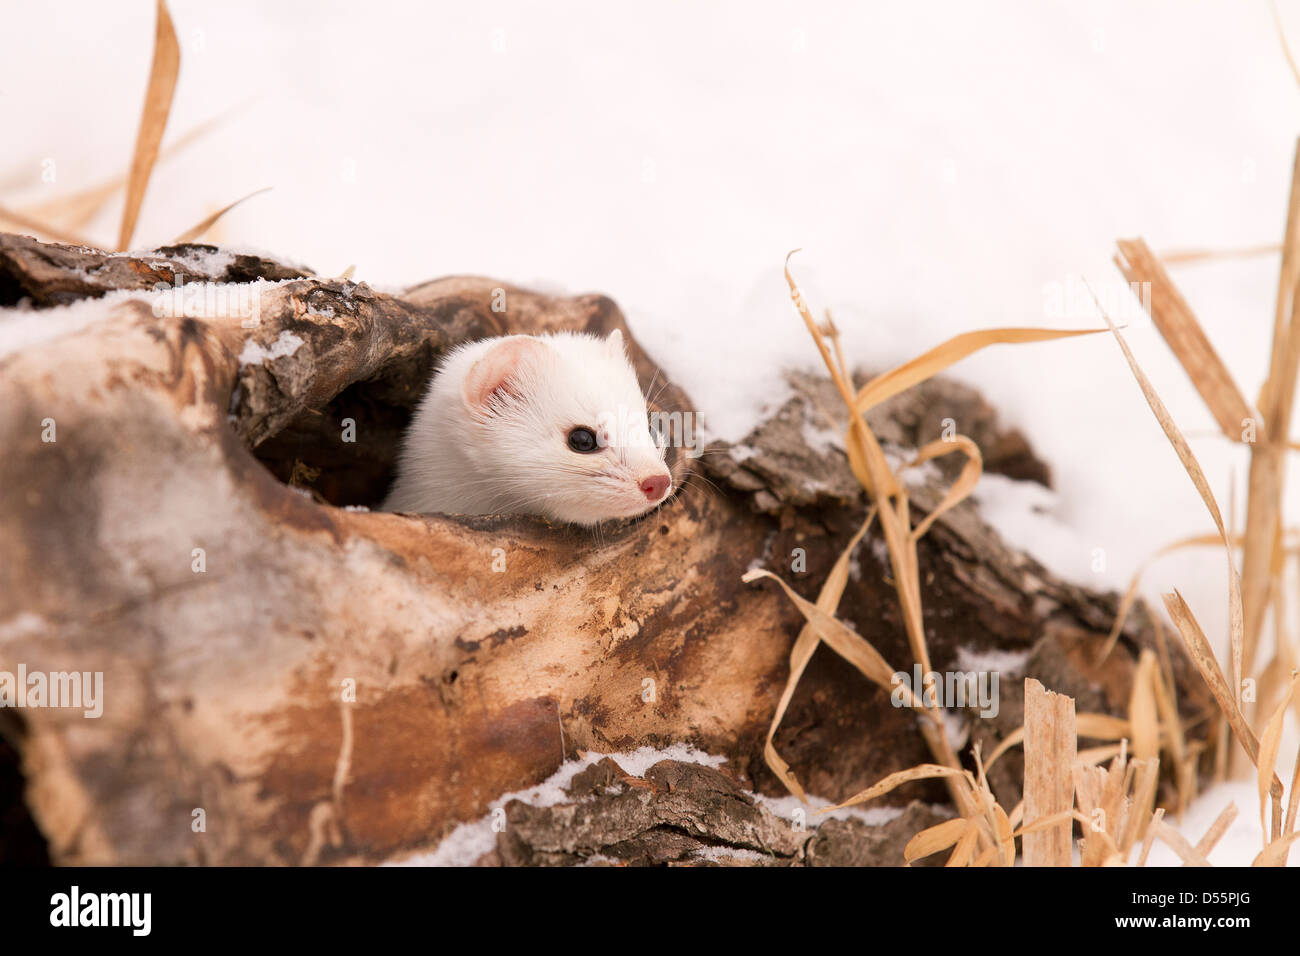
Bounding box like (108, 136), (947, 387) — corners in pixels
(640, 474), (670, 502)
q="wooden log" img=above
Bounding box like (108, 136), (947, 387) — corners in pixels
(0, 233), (1214, 865)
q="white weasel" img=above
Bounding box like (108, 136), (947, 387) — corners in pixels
(382, 329), (673, 525)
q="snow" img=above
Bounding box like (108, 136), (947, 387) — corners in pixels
(237, 329), (304, 366)
(0, 289), (154, 359)
(940, 708), (970, 752)
(973, 472), (1112, 587)
(690, 846), (768, 865)
(5, 0), (1299, 865)
(163, 246), (236, 276)
(753, 792), (907, 828)
(955, 646), (1030, 677)
(801, 418), (844, 455)
(1143, 782), (1280, 868)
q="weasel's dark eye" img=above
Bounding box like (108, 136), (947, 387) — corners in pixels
(567, 427), (599, 453)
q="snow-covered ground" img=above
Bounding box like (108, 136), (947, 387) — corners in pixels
(5, 0), (1299, 864)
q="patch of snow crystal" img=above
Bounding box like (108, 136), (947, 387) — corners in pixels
(201, 243), (313, 274)
(610, 743), (727, 776)
(940, 708), (969, 751)
(166, 247), (236, 276)
(801, 418), (843, 455)
(753, 792), (905, 829)
(898, 457), (942, 488)
(692, 846), (768, 864)
(0, 289), (154, 359)
(956, 646), (1030, 676)
(973, 473), (1103, 587)
(238, 330), (304, 366)
(728, 443), (758, 462)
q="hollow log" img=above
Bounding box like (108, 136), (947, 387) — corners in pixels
(0, 233), (1213, 865)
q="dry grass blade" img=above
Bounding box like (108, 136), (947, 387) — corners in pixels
(1073, 715), (1137, 739)
(1159, 243), (1283, 266)
(1252, 829), (1300, 867)
(985, 712), (1130, 770)
(1153, 818), (1212, 866)
(1148, 639), (1191, 814)
(117, 0), (180, 251)
(1195, 802), (1238, 860)
(905, 817), (969, 863)
(1239, 139), (1300, 683)
(1013, 808), (1071, 838)
(1121, 760), (1160, 855)
(852, 326), (1103, 417)
(1162, 591), (1285, 810)
(818, 764), (970, 813)
(741, 565), (896, 692)
(1099, 532), (1228, 661)
(784, 251), (980, 820)
(1288, 737), (1300, 836)
(1071, 810), (1124, 865)
(1256, 669), (1298, 843)
(1114, 238), (1255, 438)
(1074, 762), (1112, 867)
(0, 205), (93, 247)
(1098, 746), (1134, 866)
(946, 823), (980, 867)
(1137, 807), (1165, 866)
(1274, 0), (1300, 90)
(170, 186), (271, 244)
(1129, 651), (1160, 765)
(1093, 283), (1246, 698)
(749, 507), (876, 801)
(17, 104), (245, 234)
(775, 251), (1119, 840)
(993, 804), (1015, 866)
(1078, 743), (1125, 767)
(901, 436), (981, 540)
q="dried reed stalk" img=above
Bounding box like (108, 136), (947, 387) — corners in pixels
(1022, 678), (1076, 866)
(117, 0), (180, 250)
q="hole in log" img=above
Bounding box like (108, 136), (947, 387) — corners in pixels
(0, 715), (50, 865)
(246, 345), (441, 508)
(0, 261), (26, 309)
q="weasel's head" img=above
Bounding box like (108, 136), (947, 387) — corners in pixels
(459, 330), (674, 525)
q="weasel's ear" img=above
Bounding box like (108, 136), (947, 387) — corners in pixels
(462, 336), (547, 413)
(605, 328), (625, 357)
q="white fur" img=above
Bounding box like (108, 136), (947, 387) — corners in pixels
(382, 331), (673, 525)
